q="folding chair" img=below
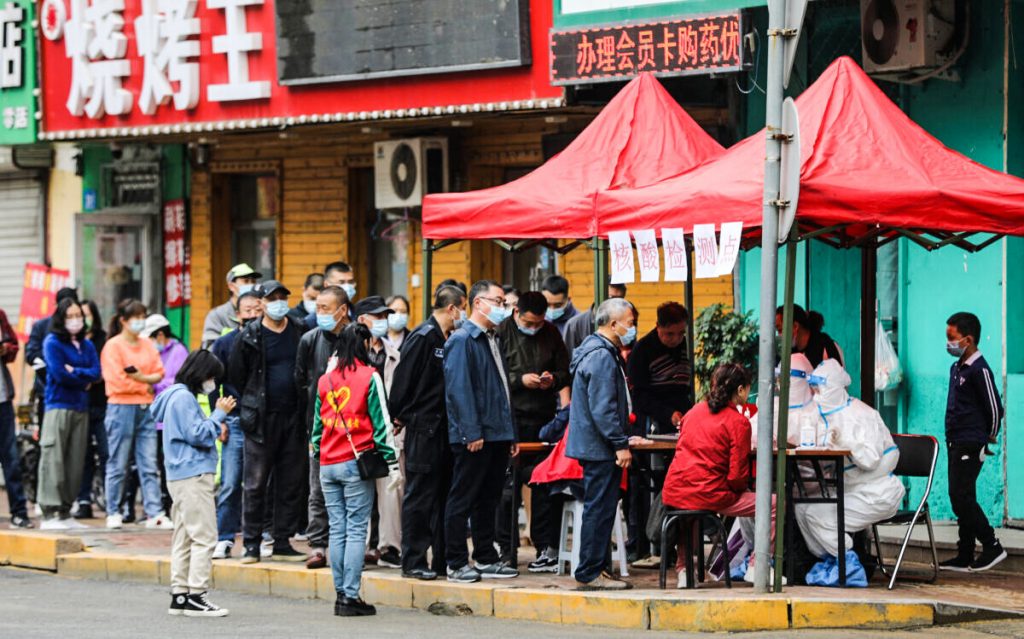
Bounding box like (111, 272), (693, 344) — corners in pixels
(871, 433), (940, 590)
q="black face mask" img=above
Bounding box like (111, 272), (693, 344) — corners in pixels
(241, 316), (259, 327)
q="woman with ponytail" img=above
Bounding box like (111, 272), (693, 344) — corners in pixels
(662, 363), (775, 587)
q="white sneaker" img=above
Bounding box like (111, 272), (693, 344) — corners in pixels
(106, 513), (124, 529)
(212, 540), (233, 560)
(33, 504), (43, 517)
(40, 517), (70, 531)
(64, 519), (88, 530)
(676, 569), (688, 589)
(260, 544), (273, 558)
(144, 513), (174, 530)
(744, 567), (787, 586)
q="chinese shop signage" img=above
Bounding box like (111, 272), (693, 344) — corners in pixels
(0, 0), (35, 143)
(550, 13), (743, 85)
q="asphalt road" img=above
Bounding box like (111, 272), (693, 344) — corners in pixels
(3, 568), (1023, 639)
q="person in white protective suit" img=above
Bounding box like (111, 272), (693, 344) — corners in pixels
(776, 353), (818, 448)
(795, 360), (905, 577)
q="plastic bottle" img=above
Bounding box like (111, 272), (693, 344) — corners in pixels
(798, 414), (817, 448)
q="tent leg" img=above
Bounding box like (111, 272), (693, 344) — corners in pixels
(772, 233), (799, 593)
(685, 241), (696, 408)
(593, 236), (608, 321)
(861, 246), (877, 407)
(423, 238), (434, 322)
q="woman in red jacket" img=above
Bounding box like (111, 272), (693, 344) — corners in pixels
(662, 363), (774, 586)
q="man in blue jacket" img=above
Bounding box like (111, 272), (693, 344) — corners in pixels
(567, 297), (636, 591)
(442, 280), (520, 584)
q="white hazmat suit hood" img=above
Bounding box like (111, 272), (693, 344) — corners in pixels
(796, 359), (905, 559)
(774, 353), (816, 448)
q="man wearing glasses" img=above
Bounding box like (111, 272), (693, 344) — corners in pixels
(442, 280), (520, 584)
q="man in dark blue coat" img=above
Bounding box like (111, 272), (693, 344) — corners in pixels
(567, 297), (636, 591)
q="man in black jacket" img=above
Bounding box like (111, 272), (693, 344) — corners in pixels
(228, 280), (306, 564)
(287, 272), (324, 328)
(496, 291), (569, 571)
(389, 285), (465, 581)
(294, 285), (350, 569)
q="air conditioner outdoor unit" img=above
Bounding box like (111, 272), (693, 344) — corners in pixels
(860, 0), (955, 77)
(373, 138), (449, 210)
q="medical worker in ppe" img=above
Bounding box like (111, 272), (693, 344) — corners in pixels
(795, 359), (904, 585)
(774, 353), (819, 448)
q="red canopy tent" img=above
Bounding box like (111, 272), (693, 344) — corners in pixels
(422, 73), (725, 240)
(595, 57), (1024, 249)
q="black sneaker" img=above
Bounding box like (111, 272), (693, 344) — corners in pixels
(970, 543), (1008, 572)
(476, 562), (519, 579)
(378, 547), (401, 568)
(184, 591), (229, 617)
(10, 515), (33, 529)
(335, 595), (376, 617)
(446, 564), (481, 583)
(401, 567), (437, 581)
(73, 503), (94, 520)
(271, 544), (306, 562)
(939, 554), (973, 572)
(168, 592), (188, 616)
(240, 544), (260, 564)
(528, 550), (559, 573)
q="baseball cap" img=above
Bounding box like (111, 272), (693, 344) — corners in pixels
(256, 279), (291, 298)
(226, 263), (262, 282)
(353, 295), (393, 317)
(140, 313), (170, 338)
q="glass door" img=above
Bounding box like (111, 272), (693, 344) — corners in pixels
(74, 213), (157, 325)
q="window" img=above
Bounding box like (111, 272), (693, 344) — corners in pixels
(230, 174), (278, 280)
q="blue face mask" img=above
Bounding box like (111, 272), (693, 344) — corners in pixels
(341, 283), (357, 300)
(316, 312), (339, 332)
(946, 339), (965, 358)
(370, 319), (388, 338)
(454, 309), (467, 330)
(485, 302), (511, 326)
(546, 305), (566, 321)
(265, 300), (290, 321)
(517, 323), (538, 336)
(388, 313), (409, 332)
(128, 319), (146, 334)
(619, 325), (637, 346)
(237, 283), (255, 296)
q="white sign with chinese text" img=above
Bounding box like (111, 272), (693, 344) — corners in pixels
(692, 223), (718, 279)
(631, 229), (659, 282)
(661, 227), (687, 281)
(608, 230), (635, 284)
(715, 221), (743, 276)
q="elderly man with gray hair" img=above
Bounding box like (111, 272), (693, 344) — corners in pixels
(566, 297), (636, 591)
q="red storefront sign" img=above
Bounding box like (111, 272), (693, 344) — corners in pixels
(16, 263), (72, 342)
(37, 0), (562, 138)
(163, 199), (190, 309)
(550, 13), (744, 85)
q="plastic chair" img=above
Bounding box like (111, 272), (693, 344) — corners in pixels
(557, 499), (629, 578)
(871, 433), (940, 589)
(659, 509), (731, 589)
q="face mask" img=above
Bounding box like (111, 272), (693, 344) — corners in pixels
(453, 309), (467, 330)
(517, 323), (538, 336)
(155, 340), (167, 353)
(619, 325), (637, 346)
(265, 300), (290, 321)
(65, 318), (84, 334)
(128, 319), (146, 334)
(303, 299), (316, 314)
(388, 313), (409, 332)
(546, 306), (566, 321)
(242, 316), (259, 326)
(237, 283), (255, 296)
(370, 319), (389, 338)
(807, 374), (827, 388)
(84, 316), (93, 330)
(201, 379), (217, 395)
(316, 312), (339, 332)
(946, 340), (965, 358)
(341, 283), (357, 300)
(484, 301), (510, 326)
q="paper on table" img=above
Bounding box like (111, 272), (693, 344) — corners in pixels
(661, 227), (688, 281)
(716, 221), (744, 276)
(608, 230), (635, 284)
(631, 229), (659, 282)
(692, 224), (719, 279)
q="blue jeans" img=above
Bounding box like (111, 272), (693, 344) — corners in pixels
(575, 459), (620, 584)
(104, 404), (162, 518)
(216, 415), (244, 542)
(320, 460), (374, 598)
(0, 401), (27, 519)
(77, 405), (109, 505)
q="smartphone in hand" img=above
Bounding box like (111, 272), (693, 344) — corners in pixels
(124, 366), (138, 374)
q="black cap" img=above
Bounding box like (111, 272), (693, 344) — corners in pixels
(353, 295), (392, 317)
(256, 279), (291, 297)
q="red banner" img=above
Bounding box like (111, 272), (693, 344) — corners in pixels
(16, 263), (72, 342)
(163, 199), (190, 309)
(37, 0), (561, 136)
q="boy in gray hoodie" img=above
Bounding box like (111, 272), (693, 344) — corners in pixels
(151, 350), (236, 617)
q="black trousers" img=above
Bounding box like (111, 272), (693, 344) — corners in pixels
(444, 441), (510, 570)
(947, 441), (997, 555)
(242, 411), (306, 547)
(496, 449), (561, 558)
(400, 426), (453, 573)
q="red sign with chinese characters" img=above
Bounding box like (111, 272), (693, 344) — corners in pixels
(550, 13), (743, 85)
(16, 263), (72, 342)
(163, 199), (191, 309)
(37, 0), (561, 136)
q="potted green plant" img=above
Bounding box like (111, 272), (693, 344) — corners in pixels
(693, 303), (759, 399)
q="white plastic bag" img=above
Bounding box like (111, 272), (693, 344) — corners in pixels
(874, 321), (902, 391)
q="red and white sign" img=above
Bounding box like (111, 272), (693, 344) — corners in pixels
(163, 199), (191, 308)
(16, 263), (72, 341)
(38, 0), (563, 137)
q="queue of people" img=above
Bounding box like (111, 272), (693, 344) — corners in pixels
(0, 262), (1008, 619)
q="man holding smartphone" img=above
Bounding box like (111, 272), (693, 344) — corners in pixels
(496, 291), (570, 572)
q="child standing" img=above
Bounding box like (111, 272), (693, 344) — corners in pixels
(941, 312), (1006, 572)
(151, 350), (236, 617)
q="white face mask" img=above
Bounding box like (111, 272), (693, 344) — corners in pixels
(201, 379), (217, 395)
(303, 299), (316, 314)
(65, 318), (85, 335)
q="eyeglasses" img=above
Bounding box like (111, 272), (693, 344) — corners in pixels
(479, 296), (506, 307)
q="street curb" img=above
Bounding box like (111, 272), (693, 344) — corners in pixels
(5, 530), (1021, 633)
